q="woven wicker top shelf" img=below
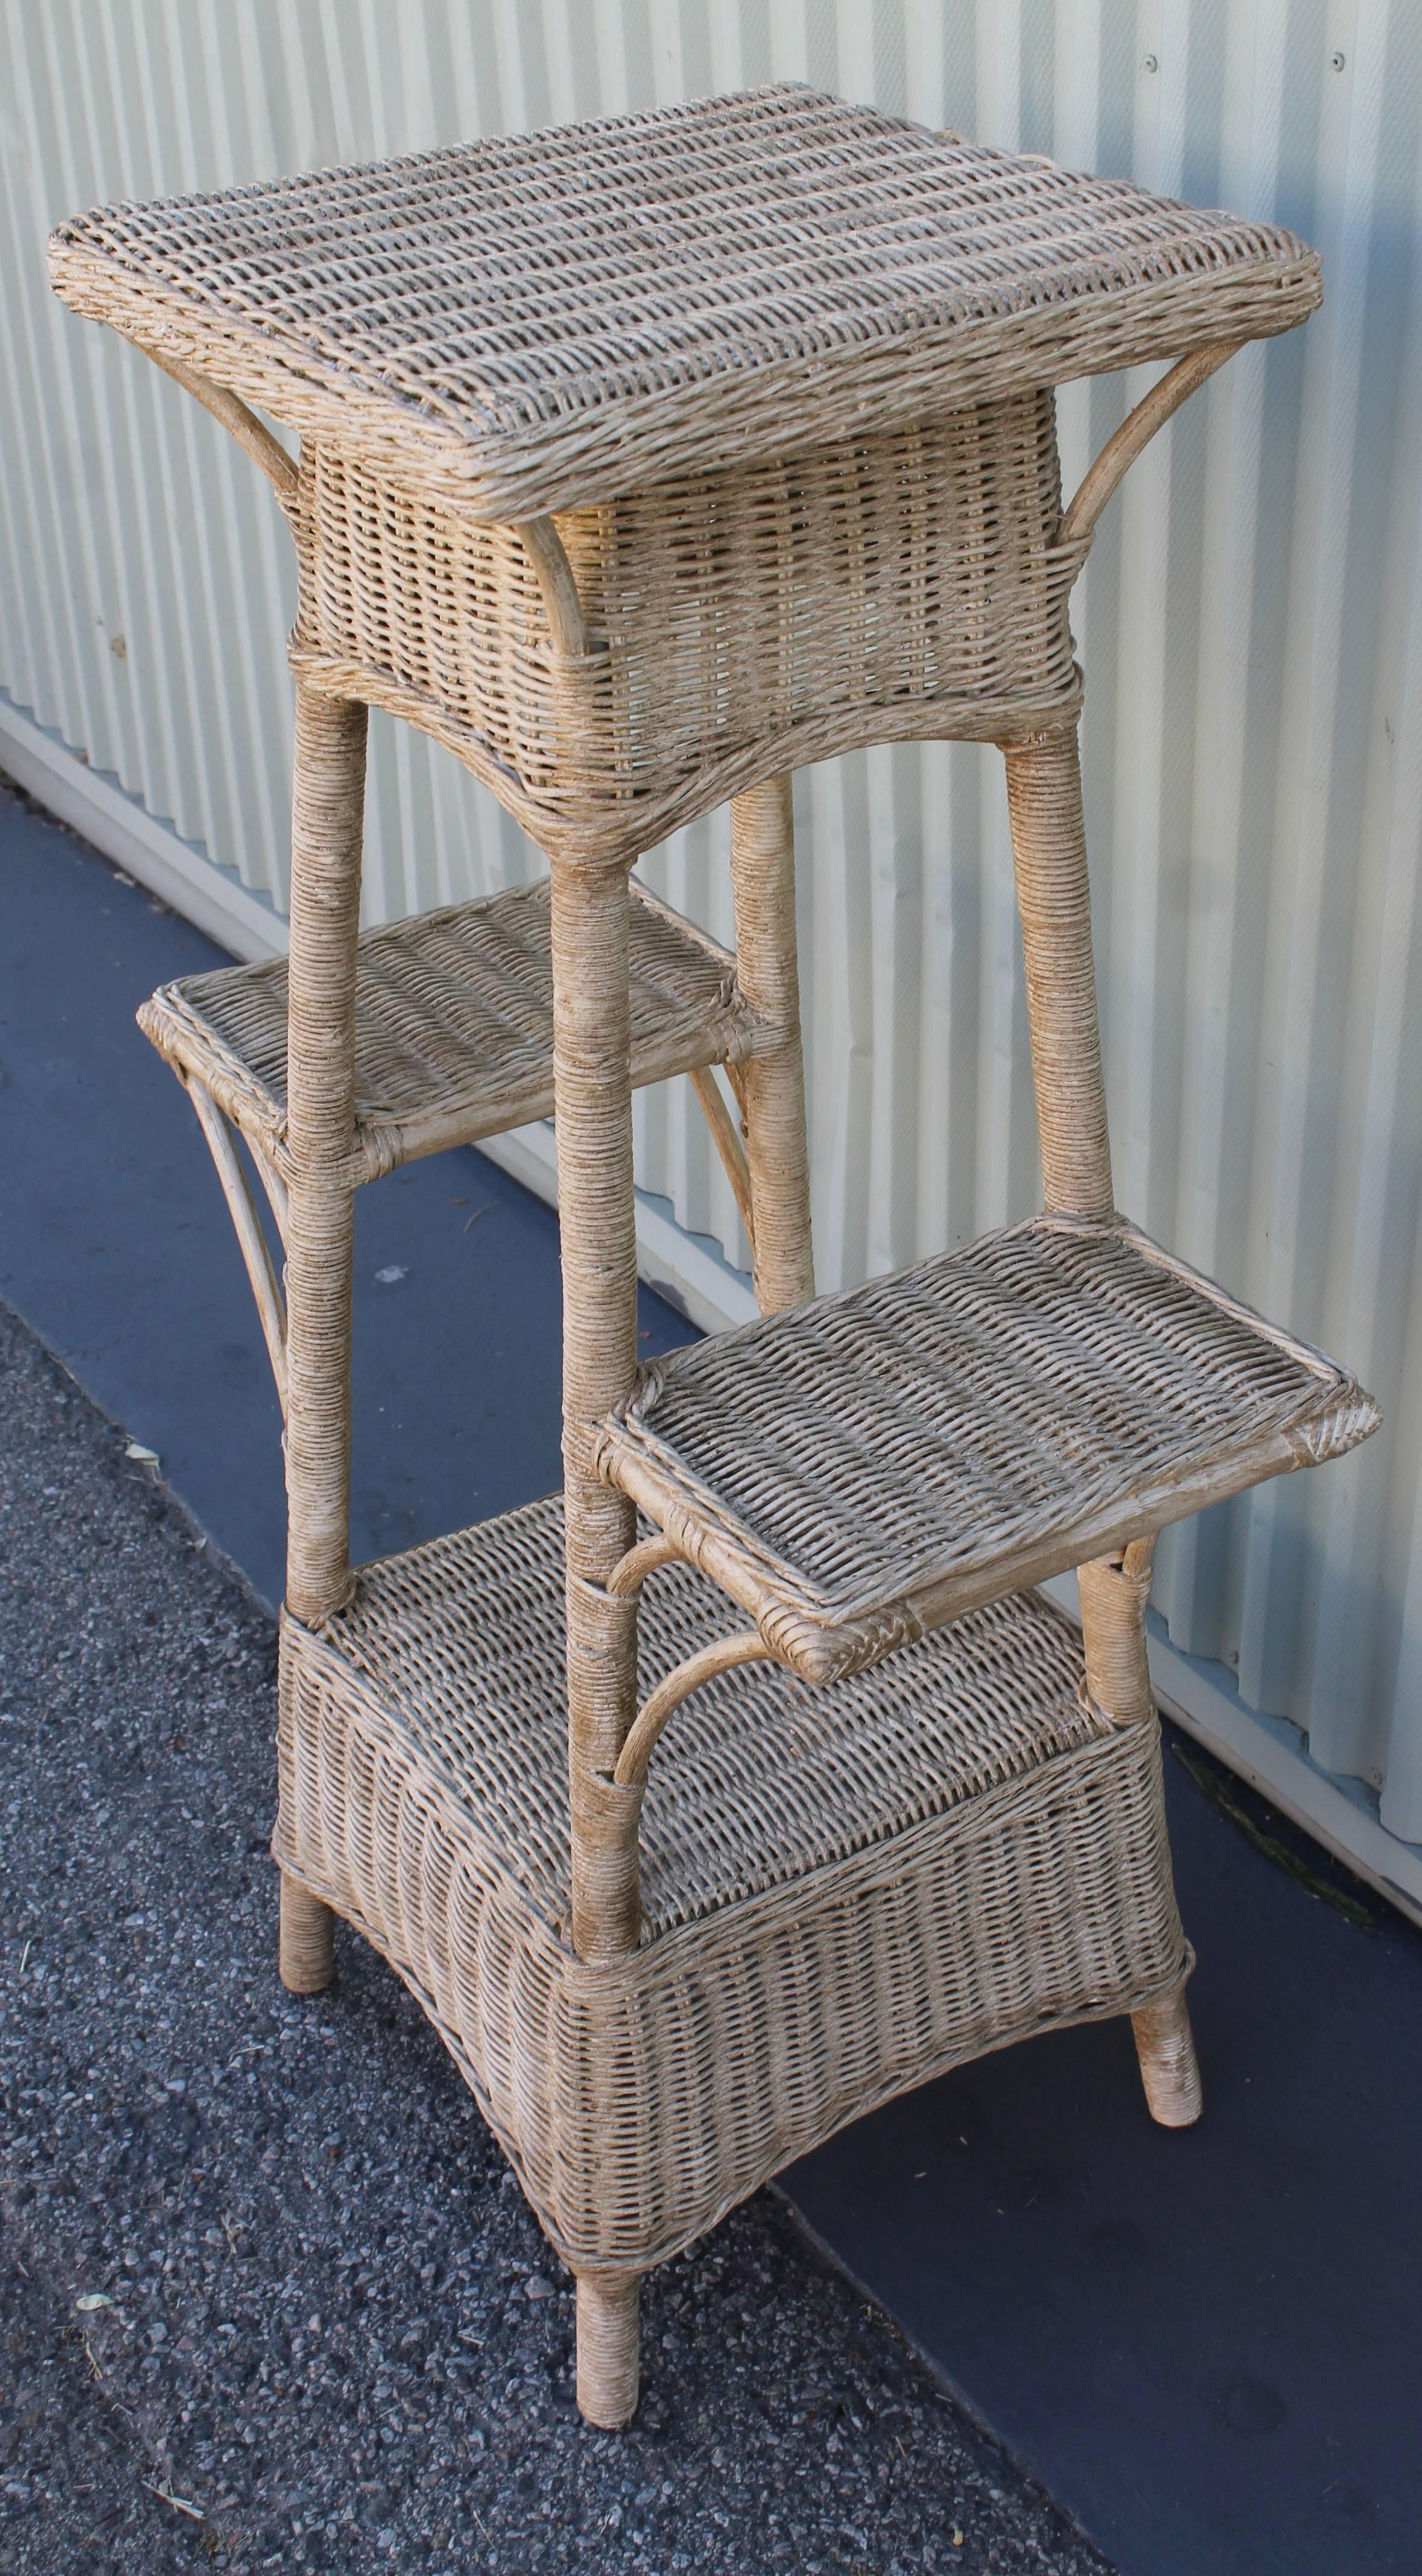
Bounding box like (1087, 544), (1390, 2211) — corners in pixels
(290, 1492), (1105, 1946)
(139, 877), (757, 1184)
(50, 84), (1319, 520)
(595, 1213), (1380, 1685)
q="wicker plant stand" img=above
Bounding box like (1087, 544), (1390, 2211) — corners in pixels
(54, 86), (1379, 2429)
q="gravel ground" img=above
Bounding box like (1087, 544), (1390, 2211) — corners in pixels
(0, 1299), (1114, 2576)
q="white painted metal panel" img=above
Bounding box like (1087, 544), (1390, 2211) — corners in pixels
(3, 0), (1421, 1870)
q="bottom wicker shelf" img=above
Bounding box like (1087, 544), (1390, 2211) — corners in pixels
(275, 1495), (1191, 2276)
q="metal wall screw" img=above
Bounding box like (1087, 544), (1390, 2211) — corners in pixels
(1332, 50), (1346, 70)
(1143, 54), (1158, 74)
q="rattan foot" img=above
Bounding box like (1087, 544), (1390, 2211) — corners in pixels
(575, 2274), (640, 2427)
(279, 1870), (335, 1994)
(1131, 1983), (1202, 2126)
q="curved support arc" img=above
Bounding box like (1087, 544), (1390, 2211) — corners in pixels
(688, 1065), (757, 1252)
(605, 1532), (681, 1599)
(516, 515), (593, 658)
(1059, 341), (1239, 549)
(142, 345), (299, 519)
(185, 1077), (288, 1413)
(613, 1631), (772, 1788)
(252, 1150), (290, 1251)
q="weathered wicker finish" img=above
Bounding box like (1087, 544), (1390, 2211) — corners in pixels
(139, 877), (756, 1185)
(288, 396), (1088, 856)
(56, 81), (1368, 2423)
(726, 776), (815, 1312)
(1001, 720), (1201, 2138)
(49, 87), (1319, 524)
(1003, 728), (1114, 1220)
(596, 1212), (1381, 1686)
(273, 1494), (1190, 2273)
(282, 682), (367, 1631)
(549, 859), (645, 1964)
(278, 1872), (335, 1998)
(49, 89), (1322, 863)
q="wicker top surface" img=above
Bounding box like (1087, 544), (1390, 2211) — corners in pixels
(51, 85), (1319, 519)
(596, 1214), (1380, 1681)
(311, 1494), (1103, 1943)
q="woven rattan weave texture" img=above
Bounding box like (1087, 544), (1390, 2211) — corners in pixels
(53, 75), (1364, 2422)
(274, 1494), (1189, 2273)
(139, 877), (754, 1184)
(49, 87), (1323, 863)
(288, 394), (1090, 854)
(50, 86), (1319, 521)
(596, 1213), (1382, 1682)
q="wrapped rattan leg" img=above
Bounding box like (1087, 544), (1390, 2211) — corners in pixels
(1008, 720), (1202, 2130)
(575, 2274), (640, 2428)
(549, 852), (640, 1959)
(282, 683), (368, 1624)
(277, 681), (367, 1990)
(1131, 1983), (1203, 2127)
(551, 853), (644, 2420)
(1001, 724), (1114, 1223)
(1079, 1542), (1202, 2129)
(728, 775), (815, 1310)
(279, 1870), (335, 1994)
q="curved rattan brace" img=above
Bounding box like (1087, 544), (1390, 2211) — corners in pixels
(613, 1630), (773, 1788)
(606, 1533), (681, 1598)
(1059, 341), (1239, 546)
(516, 516), (593, 658)
(253, 1150), (290, 1250)
(142, 345), (299, 519)
(689, 1066), (757, 1251)
(184, 1076), (288, 1412)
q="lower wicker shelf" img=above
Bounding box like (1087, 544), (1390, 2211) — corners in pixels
(275, 1494), (1191, 2277)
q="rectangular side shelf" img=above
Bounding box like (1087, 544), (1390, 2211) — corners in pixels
(595, 1212), (1382, 1684)
(274, 1493), (1190, 2273)
(139, 876), (762, 1184)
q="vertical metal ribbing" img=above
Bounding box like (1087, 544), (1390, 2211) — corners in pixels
(729, 774), (816, 1311)
(1003, 722), (1200, 2125)
(277, 680), (367, 1997)
(550, 850), (643, 2428)
(1000, 725), (1114, 1222)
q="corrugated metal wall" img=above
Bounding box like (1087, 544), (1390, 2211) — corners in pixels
(4, 0), (1422, 1856)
